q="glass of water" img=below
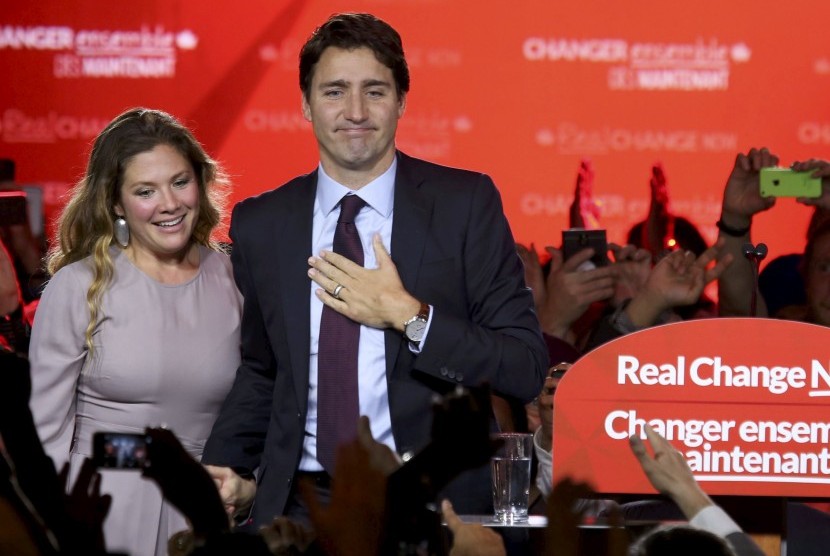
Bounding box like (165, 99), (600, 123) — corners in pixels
(491, 432), (533, 523)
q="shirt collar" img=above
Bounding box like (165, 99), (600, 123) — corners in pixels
(316, 158), (396, 218)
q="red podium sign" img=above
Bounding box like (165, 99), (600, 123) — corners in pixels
(552, 318), (830, 497)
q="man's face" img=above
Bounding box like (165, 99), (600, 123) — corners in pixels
(302, 46), (405, 187)
(806, 233), (830, 327)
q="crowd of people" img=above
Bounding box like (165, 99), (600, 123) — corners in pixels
(1, 10), (829, 556)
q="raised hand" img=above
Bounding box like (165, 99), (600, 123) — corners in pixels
(649, 163), (670, 218)
(717, 149), (778, 317)
(791, 158), (830, 210)
(608, 243), (652, 306)
(629, 424), (713, 519)
(141, 427), (230, 535)
(301, 435), (388, 556)
(656, 240), (730, 304)
(516, 243), (545, 310)
(385, 387), (497, 555)
(569, 159), (601, 229)
(721, 147), (779, 227)
(535, 246), (615, 339)
(544, 478), (595, 556)
(625, 240), (733, 327)
(356, 415), (402, 476)
(59, 458), (111, 553)
(429, 384), (495, 471)
(258, 516), (315, 555)
(537, 363), (570, 452)
(442, 499), (506, 556)
(644, 163), (675, 255)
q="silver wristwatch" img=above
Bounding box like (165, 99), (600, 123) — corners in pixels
(403, 302), (430, 344)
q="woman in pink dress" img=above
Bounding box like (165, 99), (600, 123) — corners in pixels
(29, 108), (241, 556)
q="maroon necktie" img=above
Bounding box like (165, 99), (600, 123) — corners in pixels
(317, 194), (366, 474)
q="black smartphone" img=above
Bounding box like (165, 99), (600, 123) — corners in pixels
(561, 229), (609, 267)
(0, 191), (27, 226)
(549, 363), (571, 381)
(92, 431), (149, 469)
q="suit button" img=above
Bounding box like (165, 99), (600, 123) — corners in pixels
(455, 373), (464, 382)
(401, 450), (414, 462)
(447, 370), (456, 379)
(440, 367), (449, 376)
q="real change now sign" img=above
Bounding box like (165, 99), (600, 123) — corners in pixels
(552, 318), (830, 497)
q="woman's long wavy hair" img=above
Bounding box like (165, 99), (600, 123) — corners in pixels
(46, 108), (229, 351)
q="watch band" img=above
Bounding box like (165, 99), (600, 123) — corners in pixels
(415, 302), (430, 322)
(403, 302), (430, 345)
(716, 218), (750, 237)
(403, 302), (430, 329)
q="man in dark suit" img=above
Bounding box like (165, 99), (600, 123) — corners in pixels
(202, 12), (548, 527)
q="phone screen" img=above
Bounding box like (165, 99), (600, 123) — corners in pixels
(0, 191), (27, 226)
(92, 432), (149, 469)
(561, 229), (609, 267)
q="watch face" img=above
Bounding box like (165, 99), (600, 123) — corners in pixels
(406, 319), (428, 341)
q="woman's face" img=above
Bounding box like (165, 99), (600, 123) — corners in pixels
(114, 144), (200, 262)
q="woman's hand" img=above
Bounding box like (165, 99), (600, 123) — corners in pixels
(204, 464), (257, 519)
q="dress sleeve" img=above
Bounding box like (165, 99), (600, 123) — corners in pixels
(28, 265), (90, 467)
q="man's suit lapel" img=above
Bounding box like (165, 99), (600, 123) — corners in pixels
(387, 153), (433, 378)
(278, 171), (317, 413)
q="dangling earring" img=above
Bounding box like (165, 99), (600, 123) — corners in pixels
(114, 216), (130, 248)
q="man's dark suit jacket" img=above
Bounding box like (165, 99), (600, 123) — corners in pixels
(203, 152), (548, 526)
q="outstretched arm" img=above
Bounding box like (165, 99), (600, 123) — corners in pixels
(629, 424), (713, 519)
(629, 424), (766, 555)
(717, 148), (778, 317)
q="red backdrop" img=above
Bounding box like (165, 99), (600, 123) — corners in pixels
(3, 0), (830, 257)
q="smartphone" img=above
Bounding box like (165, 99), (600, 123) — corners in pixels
(562, 229), (609, 267)
(549, 363), (571, 381)
(760, 168), (822, 198)
(92, 432), (149, 469)
(0, 191), (27, 226)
